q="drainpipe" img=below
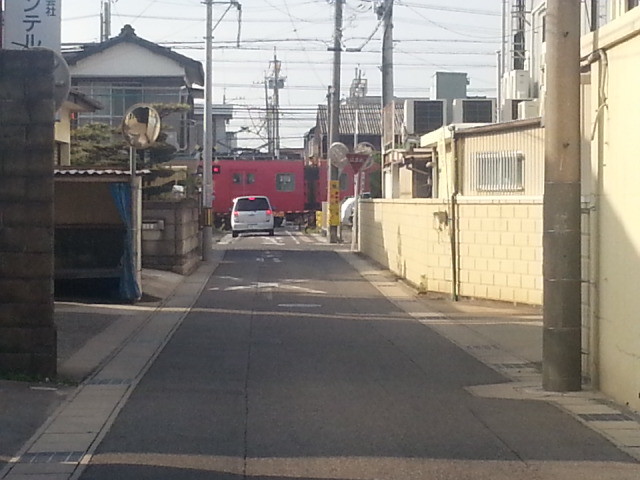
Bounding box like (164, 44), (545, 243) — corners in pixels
(449, 126), (459, 301)
(582, 48), (608, 389)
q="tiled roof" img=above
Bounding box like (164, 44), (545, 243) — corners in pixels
(66, 89), (103, 112)
(54, 169), (151, 176)
(63, 25), (205, 86)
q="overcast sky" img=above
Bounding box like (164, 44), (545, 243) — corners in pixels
(60, 0), (503, 149)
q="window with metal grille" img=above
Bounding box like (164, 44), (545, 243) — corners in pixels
(474, 151), (524, 192)
(276, 173), (295, 191)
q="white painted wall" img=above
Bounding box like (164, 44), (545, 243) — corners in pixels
(582, 7), (640, 411)
(70, 43), (185, 78)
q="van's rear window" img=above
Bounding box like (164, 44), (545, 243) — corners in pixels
(235, 198), (270, 211)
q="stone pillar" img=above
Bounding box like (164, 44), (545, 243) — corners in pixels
(0, 50), (57, 378)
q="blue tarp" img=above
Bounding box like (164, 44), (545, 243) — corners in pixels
(109, 183), (141, 301)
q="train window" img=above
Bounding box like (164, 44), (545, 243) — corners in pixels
(246, 173), (256, 184)
(233, 173), (243, 184)
(276, 173), (295, 192)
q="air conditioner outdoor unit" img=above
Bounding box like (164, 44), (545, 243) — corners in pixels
(403, 99), (445, 138)
(517, 99), (540, 119)
(504, 70), (531, 100)
(452, 98), (496, 124)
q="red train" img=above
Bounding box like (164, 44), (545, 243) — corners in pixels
(211, 157), (374, 229)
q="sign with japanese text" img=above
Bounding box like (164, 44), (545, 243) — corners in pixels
(347, 153), (369, 174)
(3, 0), (61, 51)
(329, 180), (340, 227)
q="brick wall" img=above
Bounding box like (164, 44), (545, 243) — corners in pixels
(0, 50), (57, 377)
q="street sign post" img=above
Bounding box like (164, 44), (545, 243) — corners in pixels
(346, 153), (371, 252)
(346, 153), (370, 174)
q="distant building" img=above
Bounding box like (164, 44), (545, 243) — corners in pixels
(63, 25), (204, 152)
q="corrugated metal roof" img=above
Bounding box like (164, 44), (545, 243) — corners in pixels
(316, 102), (404, 135)
(54, 169), (151, 176)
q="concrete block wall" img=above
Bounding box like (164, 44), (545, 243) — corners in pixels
(359, 198), (543, 305)
(359, 199), (454, 295)
(142, 199), (200, 275)
(457, 200), (543, 305)
(0, 50), (57, 377)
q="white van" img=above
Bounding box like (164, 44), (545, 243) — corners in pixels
(231, 196), (275, 238)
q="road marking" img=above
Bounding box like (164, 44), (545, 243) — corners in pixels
(262, 237), (283, 245)
(218, 234), (234, 244)
(218, 275), (243, 281)
(286, 230), (301, 244)
(278, 303), (322, 308)
(220, 282), (325, 294)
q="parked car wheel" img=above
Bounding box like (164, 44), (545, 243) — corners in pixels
(232, 231), (238, 238)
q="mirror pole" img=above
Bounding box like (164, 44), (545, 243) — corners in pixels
(130, 146), (141, 297)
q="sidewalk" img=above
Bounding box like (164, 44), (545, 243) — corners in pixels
(1, 240), (639, 478)
(339, 249), (640, 462)
(0, 266), (208, 475)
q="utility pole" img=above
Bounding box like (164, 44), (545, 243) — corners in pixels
(100, 0), (115, 42)
(380, 0), (394, 109)
(542, 0), (582, 392)
(264, 53), (285, 158)
(264, 77), (273, 155)
(327, 0), (343, 244)
(202, 0), (214, 260)
(273, 52), (281, 158)
(379, 0), (393, 200)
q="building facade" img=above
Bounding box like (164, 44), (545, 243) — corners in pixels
(63, 25), (204, 152)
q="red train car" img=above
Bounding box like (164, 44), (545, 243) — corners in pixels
(212, 159), (305, 228)
(211, 157), (373, 228)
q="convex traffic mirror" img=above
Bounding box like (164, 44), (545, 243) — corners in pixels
(122, 104), (161, 149)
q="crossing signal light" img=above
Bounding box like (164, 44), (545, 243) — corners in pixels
(212, 164), (221, 175)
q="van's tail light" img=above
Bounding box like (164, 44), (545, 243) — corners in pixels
(233, 211), (239, 217)
(266, 209), (273, 216)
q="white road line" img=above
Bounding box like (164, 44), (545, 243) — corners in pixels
(262, 237), (283, 245)
(218, 234), (234, 244)
(278, 304), (322, 308)
(286, 230), (301, 244)
(218, 282), (326, 294)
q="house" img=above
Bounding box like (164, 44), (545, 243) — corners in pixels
(360, 118), (544, 306)
(307, 98), (388, 161)
(56, 25), (207, 290)
(55, 89), (103, 166)
(63, 24), (205, 152)
(305, 96), (395, 200)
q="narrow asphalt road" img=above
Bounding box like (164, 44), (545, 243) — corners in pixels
(77, 232), (640, 480)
